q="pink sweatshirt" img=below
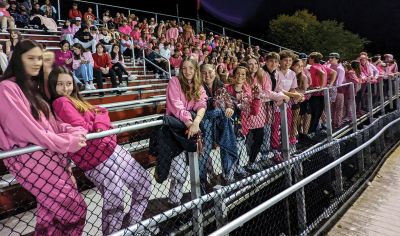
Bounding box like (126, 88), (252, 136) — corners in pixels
(118, 25), (132, 36)
(166, 76), (207, 124)
(52, 96), (117, 171)
(166, 27), (179, 42)
(54, 50), (73, 70)
(0, 80), (87, 165)
(72, 51), (94, 70)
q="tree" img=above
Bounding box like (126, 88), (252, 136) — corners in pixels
(268, 10), (368, 59)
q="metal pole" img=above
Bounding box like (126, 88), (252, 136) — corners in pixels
(176, 4), (180, 25)
(96, 4), (99, 20)
(379, 79), (385, 115)
(128, 9), (131, 16)
(396, 77), (400, 110)
(389, 78), (393, 109)
(167, 59), (171, 79)
(142, 49), (146, 76)
(294, 161), (307, 232)
(279, 103), (292, 236)
(222, 27), (226, 37)
(367, 83), (373, 123)
(201, 20), (204, 32)
(57, 0), (61, 21)
(132, 47), (136, 67)
(248, 36), (251, 47)
(213, 186), (227, 230)
(155, 14), (158, 23)
(349, 83), (358, 132)
(189, 152), (204, 236)
(323, 89), (333, 142)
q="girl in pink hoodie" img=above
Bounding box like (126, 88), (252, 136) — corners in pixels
(0, 40), (87, 235)
(48, 66), (152, 235)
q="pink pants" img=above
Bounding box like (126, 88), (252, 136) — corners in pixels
(4, 151), (87, 236)
(271, 107), (294, 150)
(85, 145), (152, 235)
(332, 93), (344, 128)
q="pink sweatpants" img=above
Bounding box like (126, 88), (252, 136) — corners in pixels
(85, 145), (152, 235)
(4, 151), (87, 236)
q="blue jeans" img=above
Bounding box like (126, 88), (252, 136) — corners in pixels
(199, 109), (239, 183)
(74, 63), (94, 83)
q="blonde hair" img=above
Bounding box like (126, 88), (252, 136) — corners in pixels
(178, 58), (202, 101)
(67, 96), (96, 113)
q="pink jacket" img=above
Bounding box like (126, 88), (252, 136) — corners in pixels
(166, 76), (207, 124)
(72, 51), (94, 70)
(225, 83), (260, 136)
(166, 27), (179, 42)
(52, 96), (117, 171)
(118, 25), (132, 36)
(0, 80), (87, 168)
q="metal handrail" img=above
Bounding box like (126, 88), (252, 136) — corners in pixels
(79, 83), (167, 94)
(99, 96), (165, 109)
(209, 114), (400, 236)
(142, 49), (171, 79)
(0, 120), (163, 159)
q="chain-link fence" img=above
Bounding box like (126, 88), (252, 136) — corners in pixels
(1, 76), (400, 236)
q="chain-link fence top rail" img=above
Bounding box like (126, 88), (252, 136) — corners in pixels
(1, 75), (399, 235)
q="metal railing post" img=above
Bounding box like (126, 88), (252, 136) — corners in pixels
(96, 4), (99, 20)
(132, 47), (136, 67)
(294, 160), (307, 232)
(201, 20), (204, 32)
(379, 79), (385, 115)
(155, 14), (158, 23)
(142, 49), (146, 76)
(222, 27), (225, 37)
(57, 0), (61, 21)
(128, 9), (131, 16)
(213, 186), (227, 230)
(389, 78), (393, 109)
(323, 89), (333, 142)
(367, 82), (374, 123)
(349, 83), (358, 132)
(167, 59), (171, 79)
(188, 152), (204, 236)
(396, 77), (400, 110)
(248, 36), (251, 47)
(279, 103), (292, 236)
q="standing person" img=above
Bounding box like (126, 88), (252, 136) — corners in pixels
(165, 58), (207, 206)
(307, 52), (336, 136)
(0, 39), (87, 235)
(72, 43), (95, 91)
(92, 43), (119, 95)
(327, 52), (345, 129)
(48, 66), (152, 235)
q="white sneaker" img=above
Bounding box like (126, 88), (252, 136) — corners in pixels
(89, 83), (96, 90)
(128, 74), (137, 81)
(1, 29), (7, 33)
(84, 84), (91, 91)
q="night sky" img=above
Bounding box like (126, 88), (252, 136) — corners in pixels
(92, 0), (400, 57)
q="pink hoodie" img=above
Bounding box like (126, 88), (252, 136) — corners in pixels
(0, 79), (87, 167)
(52, 96), (117, 171)
(166, 76), (207, 124)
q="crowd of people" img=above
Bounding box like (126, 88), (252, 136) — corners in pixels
(0, 0), (399, 235)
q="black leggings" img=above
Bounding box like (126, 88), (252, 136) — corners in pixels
(93, 68), (118, 91)
(308, 95), (325, 133)
(247, 127), (264, 163)
(112, 62), (128, 84)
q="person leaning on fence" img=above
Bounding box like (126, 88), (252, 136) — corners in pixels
(291, 58), (311, 140)
(260, 53), (290, 164)
(199, 64), (248, 193)
(327, 52), (346, 129)
(307, 52), (336, 137)
(47, 66), (152, 235)
(0, 39), (87, 235)
(164, 58), (207, 206)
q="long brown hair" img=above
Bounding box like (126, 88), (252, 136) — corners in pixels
(247, 57), (264, 86)
(48, 66), (95, 113)
(178, 58), (202, 101)
(1, 39), (49, 120)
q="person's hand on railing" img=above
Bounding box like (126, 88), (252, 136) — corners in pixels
(283, 94), (290, 103)
(186, 120), (200, 139)
(225, 108), (234, 118)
